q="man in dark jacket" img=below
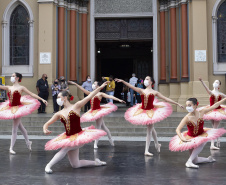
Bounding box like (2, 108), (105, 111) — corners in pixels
(36, 74), (49, 113)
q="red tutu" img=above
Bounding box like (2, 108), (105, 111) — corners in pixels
(81, 102), (117, 122)
(124, 99), (173, 125)
(45, 125), (107, 150)
(197, 105), (226, 121)
(0, 95), (40, 120)
(169, 128), (226, 152)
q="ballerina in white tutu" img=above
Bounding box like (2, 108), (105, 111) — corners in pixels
(169, 98), (226, 169)
(0, 72), (47, 154)
(198, 77), (226, 150)
(68, 81), (125, 149)
(43, 82), (109, 174)
(115, 76), (184, 156)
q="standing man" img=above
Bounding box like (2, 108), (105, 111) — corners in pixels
(103, 75), (115, 103)
(36, 74), (49, 113)
(82, 75), (92, 112)
(129, 73), (138, 106)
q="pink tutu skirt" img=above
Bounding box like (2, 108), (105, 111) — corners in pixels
(169, 128), (226, 152)
(81, 102), (117, 122)
(0, 95), (40, 120)
(124, 99), (173, 125)
(197, 105), (226, 121)
(45, 125), (107, 150)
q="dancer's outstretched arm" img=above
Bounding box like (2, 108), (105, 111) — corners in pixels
(176, 116), (191, 142)
(22, 86), (48, 105)
(68, 81), (91, 95)
(43, 113), (60, 134)
(101, 93), (126, 103)
(74, 82), (108, 109)
(0, 85), (9, 91)
(200, 98), (226, 115)
(156, 92), (184, 109)
(199, 77), (212, 95)
(114, 78), (143, 94)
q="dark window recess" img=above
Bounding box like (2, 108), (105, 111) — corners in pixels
(10, 5), (29, 65)
(217, 2), (226, 63)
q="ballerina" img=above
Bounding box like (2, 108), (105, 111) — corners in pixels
(115, 76), (184, 156)
(169, 97), (226, 168)
(43, 82), (109, 174)
(68, 80), (125, 149)
(0, 72), (47, 154)
(198, 77), (226, 150)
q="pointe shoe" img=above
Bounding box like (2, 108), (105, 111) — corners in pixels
(208, 156), (216, 163)
(155, 143), (161, 153)
(144, 152), (153, 156)
(45, 165), (53, 174)
(210, 145), (220, 150)
(94, 144), (98, 149)
(9, 149), (16, 155)
(185, 161), (199, 169)
(26, 141), (32, 152)
(109, 138), (114, 146)
(216, 140), (220, 148)
(95, 158), (106, 166)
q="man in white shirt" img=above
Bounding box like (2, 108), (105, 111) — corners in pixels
(129, 73), (138, 106)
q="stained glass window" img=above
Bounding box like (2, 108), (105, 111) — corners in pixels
(217, 2), (226, 63)
(10, 5), (29, 65)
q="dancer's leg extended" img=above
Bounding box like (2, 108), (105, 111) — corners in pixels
(210, 120), (220, 150)
(152, 126), (161, 153)
(145, 124), (154, 156)
(10, 118), (21, 154)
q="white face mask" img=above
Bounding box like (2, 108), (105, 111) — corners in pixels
(57, 98), (64, 106)
(213, 82), (219, 89)
(87, 79), (91, 82)
(92, 84), (96, 90)
(186, 106), (194, 113)
(144, 80), (149, 87)
(10, 77), (16, 83)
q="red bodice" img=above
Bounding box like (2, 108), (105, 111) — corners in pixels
(187, 118), (205, 137)
(90, 97), (101, 110)
(210, 94), (222, 109)
(60, 111), (82, 136)
(141, 93), (155, 110)
(7, 91), (21, 106)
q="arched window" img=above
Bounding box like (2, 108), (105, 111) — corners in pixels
(10, 5), (29, 65)
(217, 2), (226, 63)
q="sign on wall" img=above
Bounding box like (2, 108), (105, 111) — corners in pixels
(195, 50), (206, 62)
(40, 52), (51, 64)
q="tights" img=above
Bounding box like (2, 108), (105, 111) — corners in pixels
(145, 124), (160, 155)
(10, 117), (30, 150)
(188, 143), (209, 164)
(46, 145), (96, 169)
(211, 120), (220, 148)
(94, 117), (113, 147)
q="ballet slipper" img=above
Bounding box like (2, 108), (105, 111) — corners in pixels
(9, 149), (16, 155)
(26, 141), (32, 152)
(95, 158), (106, 166)
(144, 152), (153, 156)
(45, 165), (53, 174)
(208, 156), (216, 163)
(210, 145), (220, 150)
(109, 138), (114, 146)
(155, 143), (161, 153)
(216, 140), (220, 148)
(186, 160), (199, 169)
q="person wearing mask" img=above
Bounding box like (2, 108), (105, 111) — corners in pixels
(129, 73), (138, 106)
(103, 75), (115, 103)
(36, 74), (49, 113)
(59, 76), (69, 109)
(51, 79), (61, 113)
(82, 75), (92, 112)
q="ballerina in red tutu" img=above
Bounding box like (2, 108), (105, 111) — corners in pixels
(197, 77), (226, 150)
(169, 98), (226, 168)
(43, 82), (109, 174)
(115, 76), (184, 156)
(68, 81), (125, 149)
(0, 72), (47, 154)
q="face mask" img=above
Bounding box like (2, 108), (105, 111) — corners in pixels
(92, 84), (96, 90)
(87, 79), (91, 82)
(186, 106), (194, 113)
(54, 82), (58, 85)
(144, 80), (149, 87)
(213, 82), (219, 89)
(45, 77), (48, 80)
(10, 77), (16, 83)
(57, 98), (64, 106)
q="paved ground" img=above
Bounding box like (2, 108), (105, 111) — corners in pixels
(0, 139), (226, 185)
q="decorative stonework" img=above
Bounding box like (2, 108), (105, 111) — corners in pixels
(94, 0), (152, 14)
